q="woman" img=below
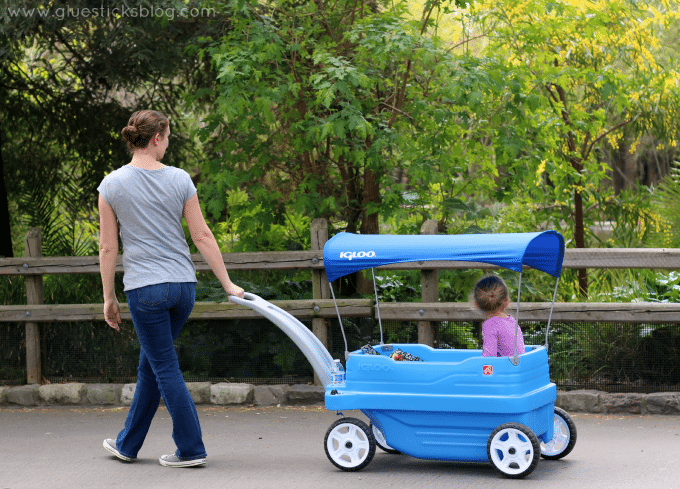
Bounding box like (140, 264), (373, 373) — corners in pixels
(98, 110), (244, 467)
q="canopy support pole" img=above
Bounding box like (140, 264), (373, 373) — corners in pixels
(371, 268), (384, 345)
(329, 283), (350, 360)
(544, 276), (560, 351)
(510, 272), (522, 366)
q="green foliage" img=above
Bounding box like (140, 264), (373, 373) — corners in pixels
(373, 273), (420, 303)
(650, 162), (680, 248)
(524, 269), (680, 387)
(524, 322), (584, 384)
(438, 322), (478, 350)
(571, 323), (651, 384)
(17, 165), (99, 257)
(456, 0), (680, 292)
(645, 270), (680, 304)
(190, 0), (510, 242)
(1, 0), (218, 258)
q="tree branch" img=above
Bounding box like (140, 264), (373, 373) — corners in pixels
(586, 117), (637, 159)
(379, 102), (413, 120)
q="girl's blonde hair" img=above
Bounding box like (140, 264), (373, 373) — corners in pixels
(472, 275), (510, 313)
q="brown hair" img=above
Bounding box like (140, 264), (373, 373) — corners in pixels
(472, 275), (510, 313)
(121, 110), (169, 152)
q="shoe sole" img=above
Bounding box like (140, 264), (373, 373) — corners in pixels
(159, 457), (207, 467)
(103, 440), (134, 462)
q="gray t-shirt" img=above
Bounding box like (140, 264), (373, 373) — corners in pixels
(97, 165), (198, 292)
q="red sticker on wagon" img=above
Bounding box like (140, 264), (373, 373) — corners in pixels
(483, 365), (493, 376)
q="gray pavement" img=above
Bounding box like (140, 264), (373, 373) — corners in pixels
(1, 405), (679, 489)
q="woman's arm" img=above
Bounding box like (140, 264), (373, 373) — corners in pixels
(98, 194), (119, 301)
(183, 193), (244, 298)
(98, 194), (121, 330)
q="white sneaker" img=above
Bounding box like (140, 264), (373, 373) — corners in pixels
(159, 453), (207, 467)
(103, 439), (135, 462)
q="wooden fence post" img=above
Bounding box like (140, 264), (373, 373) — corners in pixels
(25, 227), (43, 384)
(419, 219), (438, 347)
(311, 218), (331, 385)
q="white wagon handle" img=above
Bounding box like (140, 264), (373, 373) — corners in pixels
(228, 292), (338, 386)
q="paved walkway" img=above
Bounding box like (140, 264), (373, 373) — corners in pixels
(1, 405), (679, 489)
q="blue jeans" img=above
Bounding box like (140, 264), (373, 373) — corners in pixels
(116, 282), (206, 460)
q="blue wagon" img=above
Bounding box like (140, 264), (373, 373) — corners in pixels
(232, 231), (576, 478)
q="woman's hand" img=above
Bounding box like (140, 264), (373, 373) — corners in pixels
(224, 282), (245, 301)
(104, 299), (122, 331)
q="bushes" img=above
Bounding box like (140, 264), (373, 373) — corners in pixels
(524, 321), (680, 389)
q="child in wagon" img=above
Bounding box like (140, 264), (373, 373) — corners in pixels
(472, 275), (525, 357)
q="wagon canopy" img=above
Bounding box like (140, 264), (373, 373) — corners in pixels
(323, 231), (565, 283)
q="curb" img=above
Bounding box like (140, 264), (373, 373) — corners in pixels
(0, 383), (324, 408)
(556, 389), (680, 415)
(0, 384), (678, 414)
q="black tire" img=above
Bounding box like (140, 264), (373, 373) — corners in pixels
(369, 422), (401, 454)
(487, 422), (541, 479)
(324, 417), (376, 471)
(541, 407), (577, 460)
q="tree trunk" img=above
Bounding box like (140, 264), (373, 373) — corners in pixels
(0, 130), (13, 258)
(612, 138), (637, 194)
(356, 164), (381, 294)
(573, 186), (587, 297)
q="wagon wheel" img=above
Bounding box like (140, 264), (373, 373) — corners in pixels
(324, 417), (376, 471)
(369, 422), (400, 454)
(541, 407), (577, 460)
(487, 423), (540, 479)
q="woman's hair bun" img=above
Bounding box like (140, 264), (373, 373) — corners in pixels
(121, 125), (139, 139)
(121, 110), (169, 153)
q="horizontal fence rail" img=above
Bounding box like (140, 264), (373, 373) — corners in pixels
(2, 300), (680, 323)
(0, 251), (324, 275)
(3, 248), (680, 276)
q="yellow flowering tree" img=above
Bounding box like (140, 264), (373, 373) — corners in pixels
(461, 0), (680, 295)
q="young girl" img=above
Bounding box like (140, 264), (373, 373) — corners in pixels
(472, 275), (525, 357)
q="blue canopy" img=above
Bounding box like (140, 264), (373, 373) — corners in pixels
(323, 231), (565, 283)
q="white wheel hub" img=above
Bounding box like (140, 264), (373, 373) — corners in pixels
(489, 428), (535, 475)
(541, 414), (570, 456)
(326, 422), (371, 468)
(372, 425), (388, 447)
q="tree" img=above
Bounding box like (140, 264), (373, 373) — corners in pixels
(0, 0), (221, 256)
(193, 0), (499, 252)
(0, 130), (11, 257)
(462, 0), (680, 296)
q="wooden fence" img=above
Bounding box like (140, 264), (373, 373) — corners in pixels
(3, 219), (680, 384)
